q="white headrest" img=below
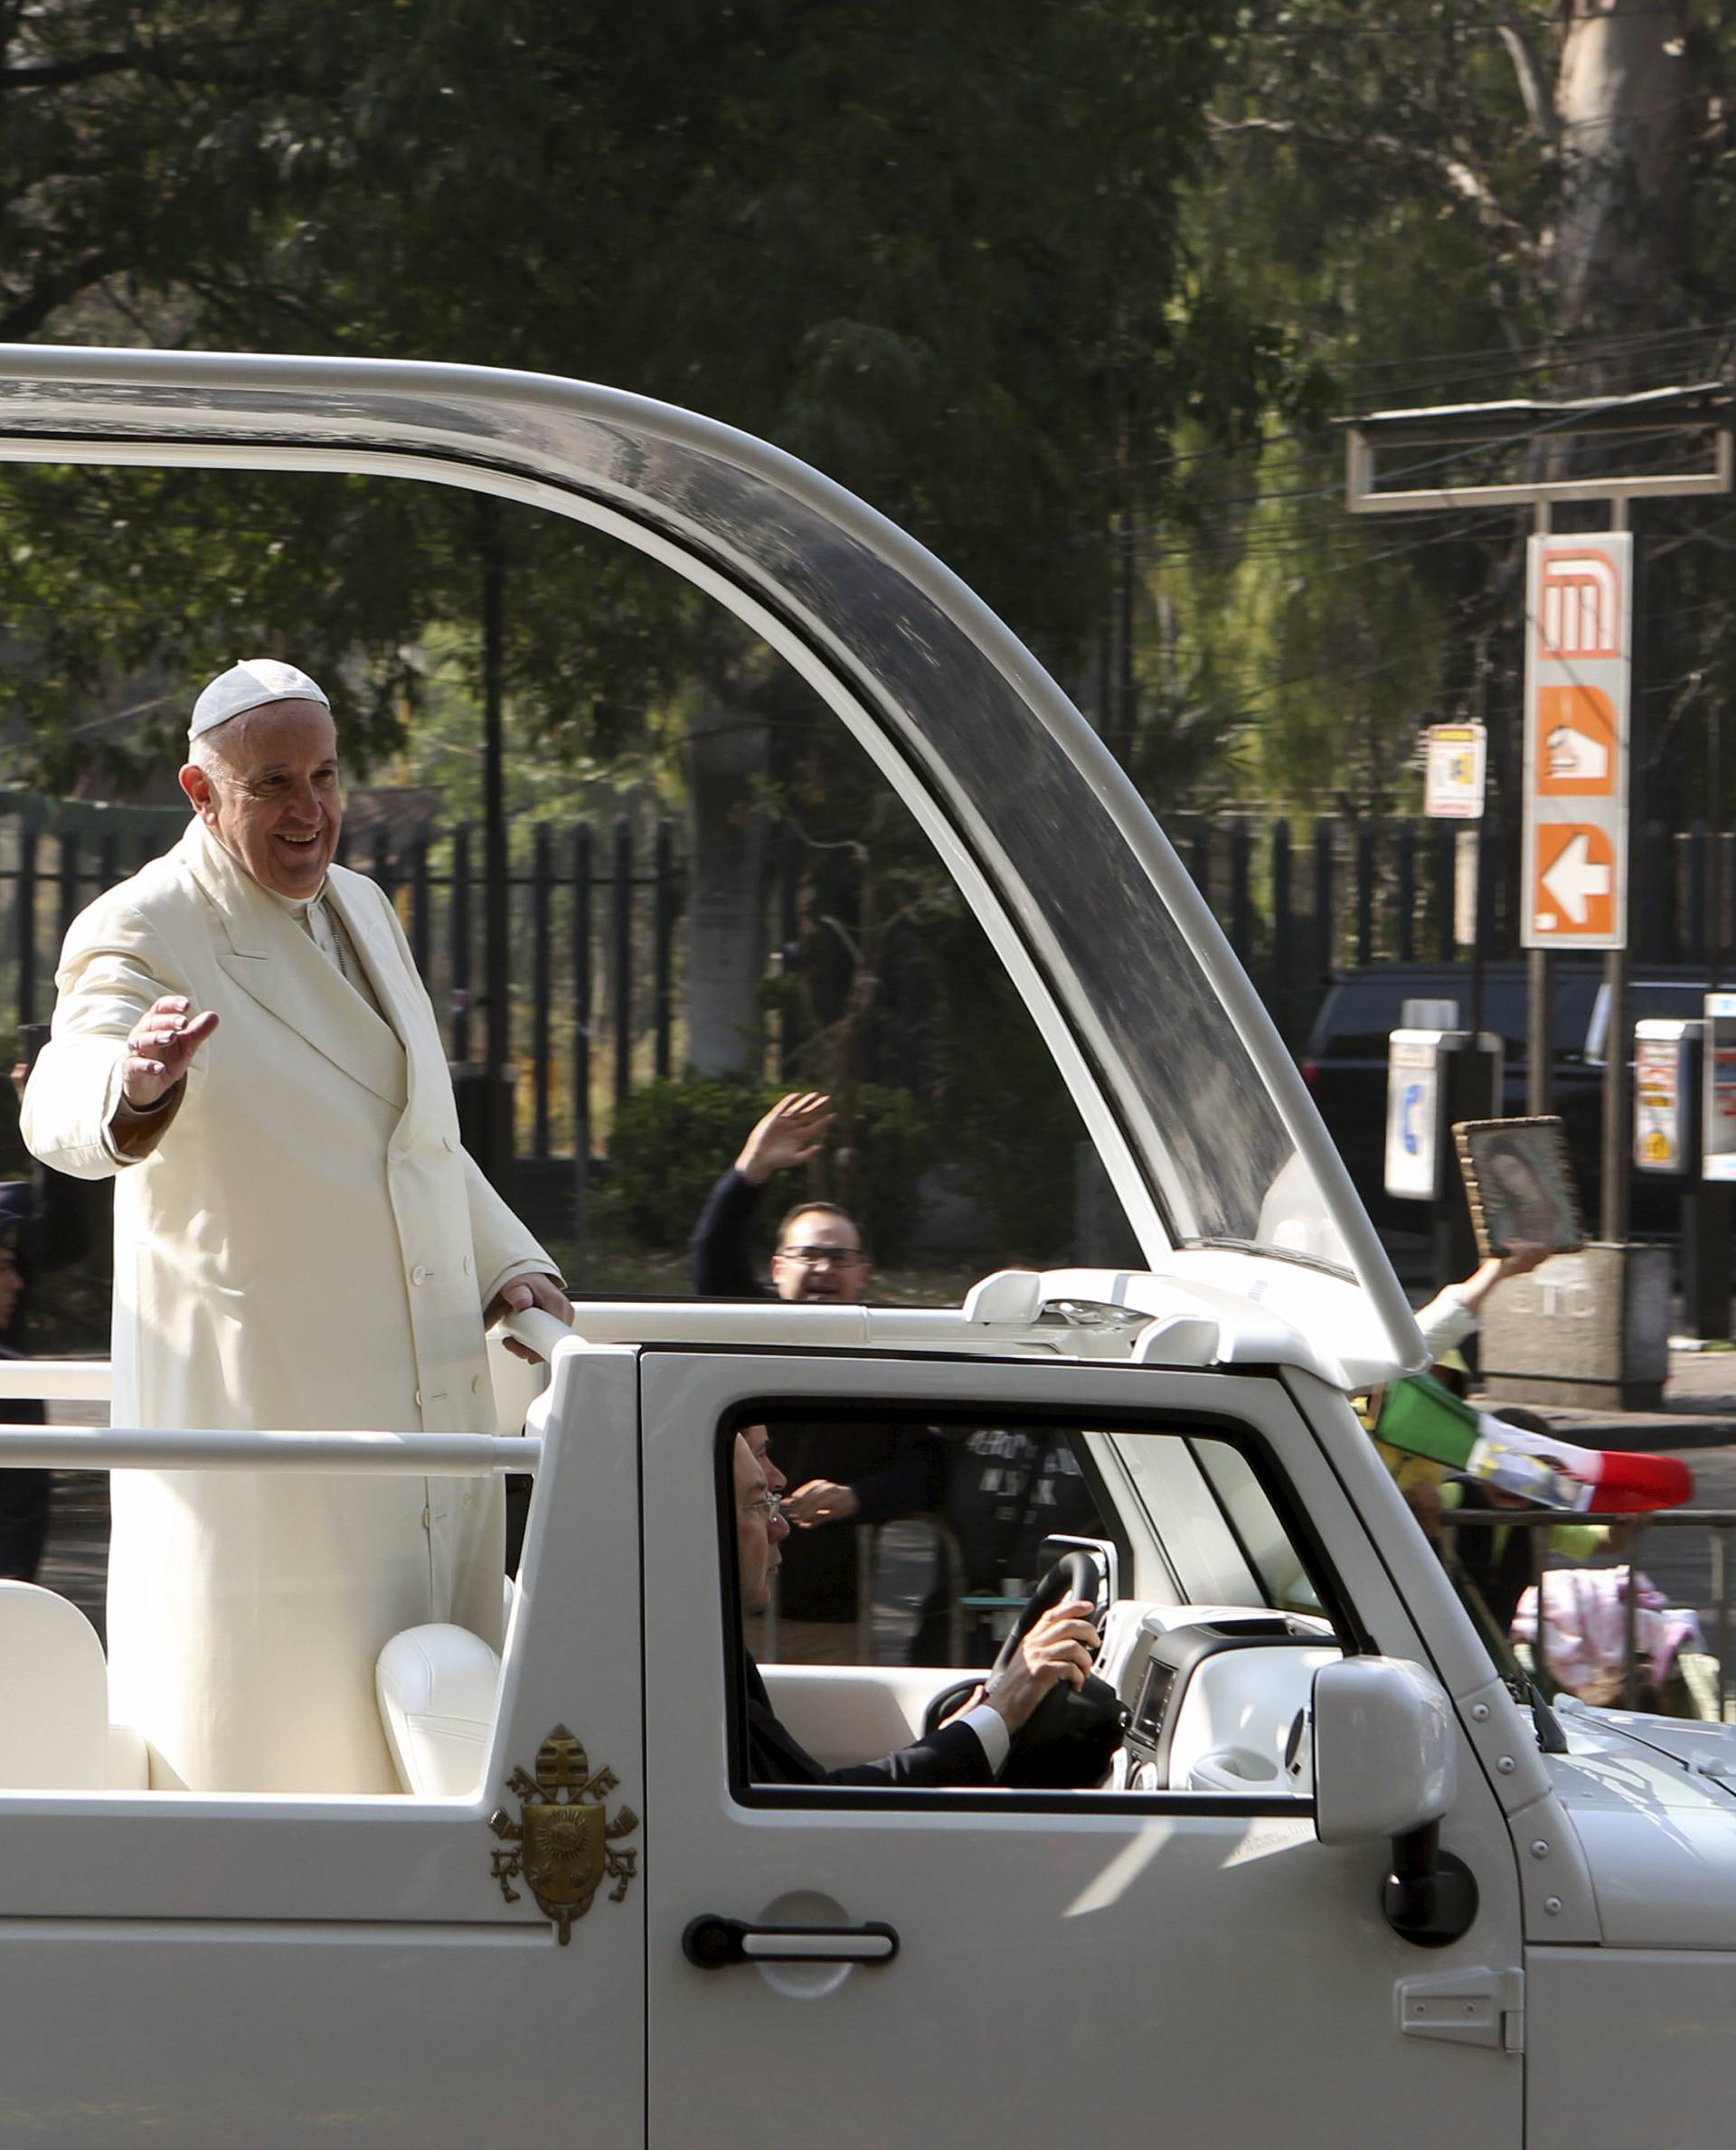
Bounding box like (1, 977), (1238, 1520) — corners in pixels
(376, 1623), (501, 1798)
(0, 1580), (109, 1788)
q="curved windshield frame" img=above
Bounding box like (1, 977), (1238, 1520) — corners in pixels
(0, 345), (1419, 1366)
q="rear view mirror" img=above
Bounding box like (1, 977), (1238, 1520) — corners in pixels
(1312, 1656), (1455, 1846)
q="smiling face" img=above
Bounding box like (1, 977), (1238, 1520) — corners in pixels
(178, 699), (342, 899)
(769, 1207), (872, 1305)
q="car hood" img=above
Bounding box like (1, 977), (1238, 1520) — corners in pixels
(1547, 1698), (1736, 1948)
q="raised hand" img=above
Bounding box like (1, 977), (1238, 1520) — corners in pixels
(782, 1477), (861, 1527)
(735, 1091), (836, 1186)
(121, 996), (219, 1109)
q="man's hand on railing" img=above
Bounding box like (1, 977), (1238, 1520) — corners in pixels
(490, 1274), (574, 1363)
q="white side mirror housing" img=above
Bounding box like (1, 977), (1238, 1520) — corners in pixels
(1312, 1656), (1457, 1847)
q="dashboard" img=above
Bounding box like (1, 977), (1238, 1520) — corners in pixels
(1098, 1600), (1341, 1796)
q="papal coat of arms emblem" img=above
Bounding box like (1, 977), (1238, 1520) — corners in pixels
(488, 1724), (639, 1945)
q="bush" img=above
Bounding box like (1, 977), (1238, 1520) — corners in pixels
(600, 1075), (774, 1254)
(600, 1074), (934, 1263)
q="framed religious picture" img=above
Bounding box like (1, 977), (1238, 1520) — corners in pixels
(1452, 1116), (1586, 1259)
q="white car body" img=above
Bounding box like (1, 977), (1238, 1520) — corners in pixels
(0, 347), (1725, 2145)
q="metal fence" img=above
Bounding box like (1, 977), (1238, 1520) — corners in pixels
(5, 806), (1735, 1137)
(1451, 1504), (1736, 1720)
(0, 812), (684, 1162)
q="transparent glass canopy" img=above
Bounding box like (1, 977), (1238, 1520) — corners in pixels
(0, 347), (1421, 1377)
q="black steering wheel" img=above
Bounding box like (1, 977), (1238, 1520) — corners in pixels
(988, 1549), (1105, 1682)
(921, 1549), (1107, 1740)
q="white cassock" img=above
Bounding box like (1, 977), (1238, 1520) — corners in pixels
(22, 816), (554, 1794)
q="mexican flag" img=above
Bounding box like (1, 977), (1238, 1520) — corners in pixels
(1374, 1373), (1692, 1513)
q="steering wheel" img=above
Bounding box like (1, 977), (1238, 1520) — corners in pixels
(921, 1549), (1106, 1740)
(988, 1549), (1104, 1682)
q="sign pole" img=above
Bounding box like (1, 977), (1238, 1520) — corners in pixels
(1600, 499), (1632, 1242)
(1528, 503), (1552, 1118)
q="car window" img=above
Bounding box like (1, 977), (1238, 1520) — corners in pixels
(730, 1410), (1340, 1801)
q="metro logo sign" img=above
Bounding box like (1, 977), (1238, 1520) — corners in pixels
(1522, 534), (1631, 949)
(1538, 548), (1624, 659)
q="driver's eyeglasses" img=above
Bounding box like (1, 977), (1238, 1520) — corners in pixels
(775, 1245), (867, 1267)
(741, 1492), (784, 1522)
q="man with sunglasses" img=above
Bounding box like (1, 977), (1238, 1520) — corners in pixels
(691, 1094), (944, 1664)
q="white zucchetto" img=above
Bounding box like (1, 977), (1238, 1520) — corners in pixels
(189, 658), (330, 741)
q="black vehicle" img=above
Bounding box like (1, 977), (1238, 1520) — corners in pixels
(1300, 960), (1712, 1239)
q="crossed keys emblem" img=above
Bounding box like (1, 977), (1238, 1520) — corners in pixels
(488, 1724), (640, 1945)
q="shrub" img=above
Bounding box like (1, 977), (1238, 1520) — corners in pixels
(600, 1073), (933, 1263)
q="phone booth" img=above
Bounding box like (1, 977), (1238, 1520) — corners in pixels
(1703, 994), (1736, 1182)
(1685, 995), (1736, 1342)
(1385, 1017), (1502, 1288)
(1635, 1018), (1703, 1178)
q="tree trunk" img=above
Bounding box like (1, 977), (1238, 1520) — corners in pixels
(1553, 0), (1695, 335)
(684, 699), (770, 1076)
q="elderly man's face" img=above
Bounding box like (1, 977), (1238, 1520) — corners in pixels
(179, 699), (342, 900)
(734, 1429), (789, 1617)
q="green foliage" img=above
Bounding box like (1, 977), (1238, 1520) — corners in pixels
(0, 0), (1293, 794)
(599, 1076), (772, 1258)
(926, 930), (1088, 1263)
(600, 1074), (934, 1265)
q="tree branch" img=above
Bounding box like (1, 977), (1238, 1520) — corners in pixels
(1205, 113), (1535, 247)
(0, 250), (114, 340)
(1495, 9), (1559, 147)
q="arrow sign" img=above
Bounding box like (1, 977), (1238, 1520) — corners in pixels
(1522, 534), (1630, 950)
(1539, 831), (1612, 925)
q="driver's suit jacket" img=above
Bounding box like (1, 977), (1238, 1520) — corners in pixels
(23, 816), (551, 1795)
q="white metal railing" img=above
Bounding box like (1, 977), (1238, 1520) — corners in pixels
(0, 1427), (540, 1473)
(0, 1359), (111, 1400)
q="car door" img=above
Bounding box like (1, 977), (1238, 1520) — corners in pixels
(641, 1348), (1524, 2150)
(0, 1355), (645, 2146)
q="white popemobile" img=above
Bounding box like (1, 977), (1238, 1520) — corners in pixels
(0, 347), (1730, 2148)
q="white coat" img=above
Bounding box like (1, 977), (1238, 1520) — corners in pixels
(23, 818), (552, 1794)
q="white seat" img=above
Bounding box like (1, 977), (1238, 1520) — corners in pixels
(0, 1580), (118, 1788)
(375, 1623), (501, 1796)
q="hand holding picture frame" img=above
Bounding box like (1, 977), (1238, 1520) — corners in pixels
(1453, 1116), (1586, 1259)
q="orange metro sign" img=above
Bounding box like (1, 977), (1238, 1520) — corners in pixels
(1522, 535), (1631, 951)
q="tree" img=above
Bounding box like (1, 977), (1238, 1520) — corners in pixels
(0, 0), (1296, 1079)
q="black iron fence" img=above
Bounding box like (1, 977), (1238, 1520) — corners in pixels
(0, 812), (684, 1164)
(5, 806), (1735, 1157)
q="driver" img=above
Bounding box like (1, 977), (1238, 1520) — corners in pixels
(734, 1427), (1099, 1786)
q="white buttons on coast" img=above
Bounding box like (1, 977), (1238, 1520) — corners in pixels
(411, 1265), (430, 1286)
(462, 1255), (473, 1276)
(471, 1374), (485, 1396)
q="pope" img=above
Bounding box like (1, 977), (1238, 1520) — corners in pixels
(22, 658), (572, 1794)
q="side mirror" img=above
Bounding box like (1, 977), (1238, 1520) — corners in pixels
(1312, 1656), (1476, 1948)
(1312, 1656), (1455, 1845)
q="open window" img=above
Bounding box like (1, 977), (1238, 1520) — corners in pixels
(726, 1404), (1346, 1803)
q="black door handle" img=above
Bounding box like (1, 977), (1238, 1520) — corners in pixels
(683, 1915), (900, 1969)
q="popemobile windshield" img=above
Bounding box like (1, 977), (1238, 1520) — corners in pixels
(0, 346), (1727, 2149)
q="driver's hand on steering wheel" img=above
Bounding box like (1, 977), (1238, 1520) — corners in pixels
(975, 1598), (1099, 1736)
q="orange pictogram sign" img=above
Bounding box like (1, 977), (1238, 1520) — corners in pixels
(1532, 825), (1616, 938)
(1535, 684), (1618, 797)
(1538, 547), (1624, 661)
